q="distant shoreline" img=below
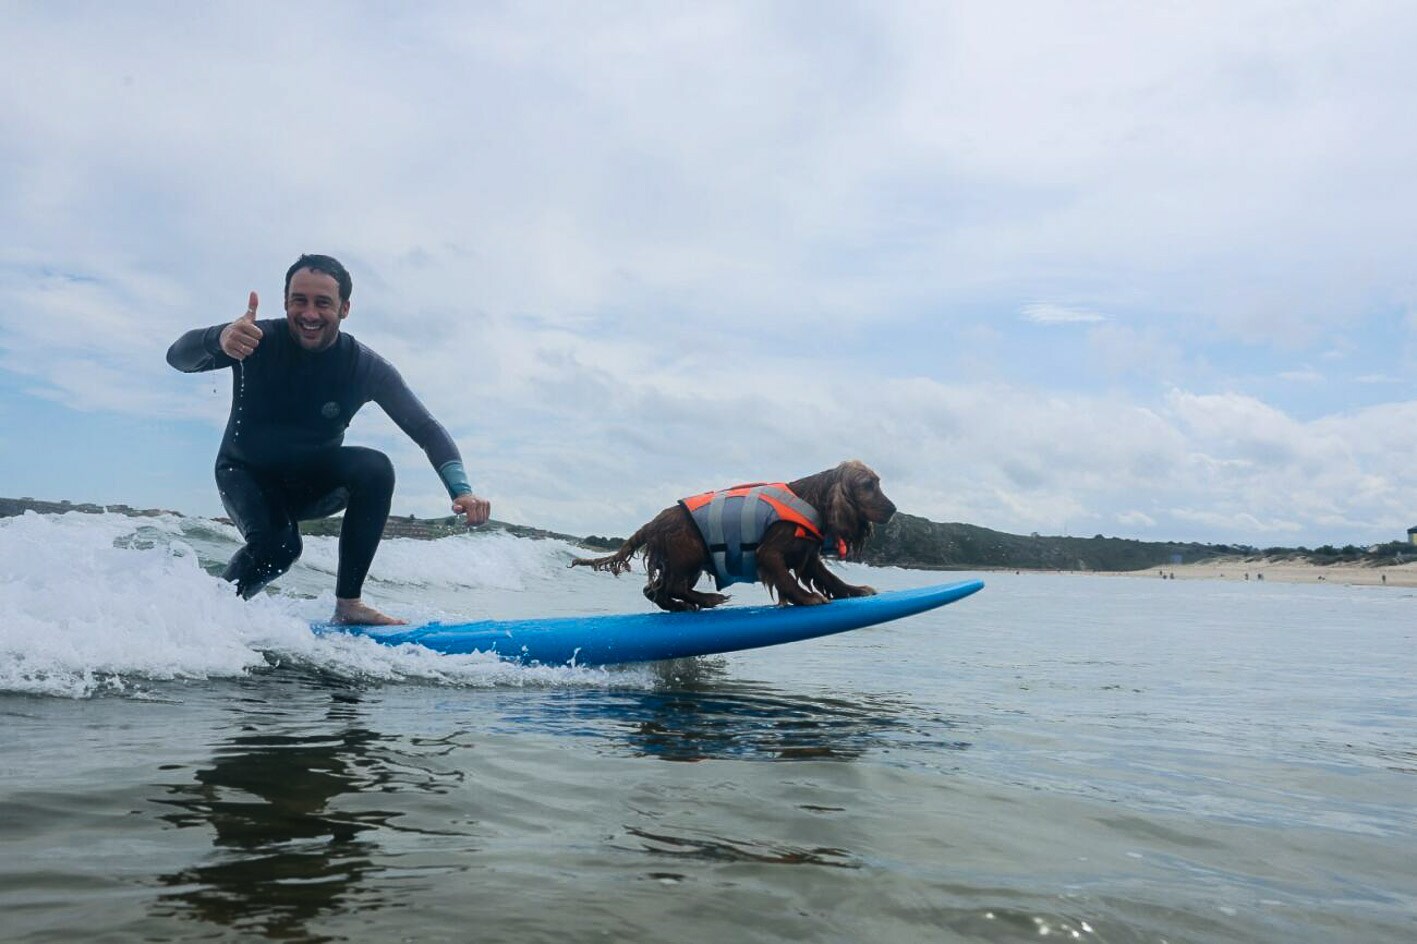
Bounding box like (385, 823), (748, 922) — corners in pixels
(1103, 558), (1417, 587)
(989, 558), (1417, 588)
(4, 495), (1414, 581)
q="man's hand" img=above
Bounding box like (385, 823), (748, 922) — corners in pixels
(219, 291), (264, 360)
(453, 493), (491, 527)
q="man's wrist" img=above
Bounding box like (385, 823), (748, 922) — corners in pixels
(438, 460), (473, 500)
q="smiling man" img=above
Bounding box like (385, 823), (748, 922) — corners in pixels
(167, 254), (490, 625)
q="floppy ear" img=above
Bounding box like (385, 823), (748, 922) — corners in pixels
(826, 469), (861, 540)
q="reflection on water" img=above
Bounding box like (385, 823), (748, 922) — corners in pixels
(621, 686), (915, 761)
(492, 661), (970, 763)
(622, 825), (861, 868)
(143, 662), (969, 939)
(150, 672), (433, 941)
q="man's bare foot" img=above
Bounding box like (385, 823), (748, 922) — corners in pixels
(331, 598), (407, 626)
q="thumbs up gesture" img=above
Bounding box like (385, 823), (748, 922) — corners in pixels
(219, 291), (264, 360)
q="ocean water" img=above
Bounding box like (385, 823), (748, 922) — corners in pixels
(1, 511), (1413, 943)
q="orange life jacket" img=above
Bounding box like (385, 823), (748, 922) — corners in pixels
(679, 482), (825, 589)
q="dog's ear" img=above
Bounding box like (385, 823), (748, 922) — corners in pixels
(826, 469), (861, 539)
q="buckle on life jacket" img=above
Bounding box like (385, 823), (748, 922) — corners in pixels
(795, 526), (848, 559)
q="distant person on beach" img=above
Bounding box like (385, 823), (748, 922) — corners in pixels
(166, 254), (490, 625)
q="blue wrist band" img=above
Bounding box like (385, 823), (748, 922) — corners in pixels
(438, 460), (473, 500)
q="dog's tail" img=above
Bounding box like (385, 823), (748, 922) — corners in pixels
(568, 526), (650, 576)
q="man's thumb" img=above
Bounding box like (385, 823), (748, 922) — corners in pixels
(243, 291), (259, 321)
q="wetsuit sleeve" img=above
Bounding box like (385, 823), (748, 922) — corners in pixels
(370, 358), (473, 499)
(166, 324), (235, 372)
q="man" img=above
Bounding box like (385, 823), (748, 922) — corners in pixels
(167, 254), (490, 625)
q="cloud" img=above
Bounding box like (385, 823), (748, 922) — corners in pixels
(1021, 303), (1108, 325)
(1086, 322), (1183, 381)
(2, 4), (1417, 549)
(1170, 508), (1301, 536)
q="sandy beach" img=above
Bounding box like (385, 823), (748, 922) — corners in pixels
(1101, 558), (1417, 588)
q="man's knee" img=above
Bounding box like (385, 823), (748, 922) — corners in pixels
(346, 448), (395, 495)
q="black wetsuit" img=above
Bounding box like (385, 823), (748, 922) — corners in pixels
(167, 319), (469, 599)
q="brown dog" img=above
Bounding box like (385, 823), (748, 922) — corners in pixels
(570, 460), (896, 612)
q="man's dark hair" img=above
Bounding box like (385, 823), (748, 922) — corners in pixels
(285, 254), (352, 302)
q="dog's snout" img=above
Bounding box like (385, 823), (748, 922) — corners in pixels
(868, 486), (897, 523)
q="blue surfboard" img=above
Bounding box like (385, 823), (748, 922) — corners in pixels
(316, 579), (983, 666)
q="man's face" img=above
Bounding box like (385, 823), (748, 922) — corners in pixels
(285, 268), (349, 352)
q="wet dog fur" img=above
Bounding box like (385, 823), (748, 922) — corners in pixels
(569, 460), (897, 612)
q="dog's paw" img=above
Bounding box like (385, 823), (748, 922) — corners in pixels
(772, 594), (819, 607)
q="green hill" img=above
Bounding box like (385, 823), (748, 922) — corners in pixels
(5, 496), (1409, 572)
(858, 513), (1236, 571)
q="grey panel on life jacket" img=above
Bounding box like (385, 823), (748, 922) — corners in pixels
(683, 485), (822, 590)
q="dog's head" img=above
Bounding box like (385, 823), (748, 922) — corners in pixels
(824, 460), (896, 550)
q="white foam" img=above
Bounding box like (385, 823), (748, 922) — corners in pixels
(299, 529), (582, 590)
(0, 511), (288, 696)
(0, 512), (652, 698)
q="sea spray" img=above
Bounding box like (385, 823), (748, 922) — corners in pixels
(0, 511), (653, 697)
(0, 511), (287, 696)
(301, 530), (590, 590)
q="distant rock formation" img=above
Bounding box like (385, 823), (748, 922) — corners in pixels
(0, 496), (181, 519)
(0, 495), (612, 548)
(3, 496), (1407, 572)
(858, 513), (1238, 572)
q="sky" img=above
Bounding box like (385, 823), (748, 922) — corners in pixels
(3, 1), (1417, 548)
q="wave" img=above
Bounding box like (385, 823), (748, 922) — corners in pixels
(0, 511), (653, 699)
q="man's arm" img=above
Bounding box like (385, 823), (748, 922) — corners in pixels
(167, 324), (234, 372)
(372, 358), (491, 526)
(167, 292), (265, 372)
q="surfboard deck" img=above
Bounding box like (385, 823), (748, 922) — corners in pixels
(314, 579), (984, 666)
